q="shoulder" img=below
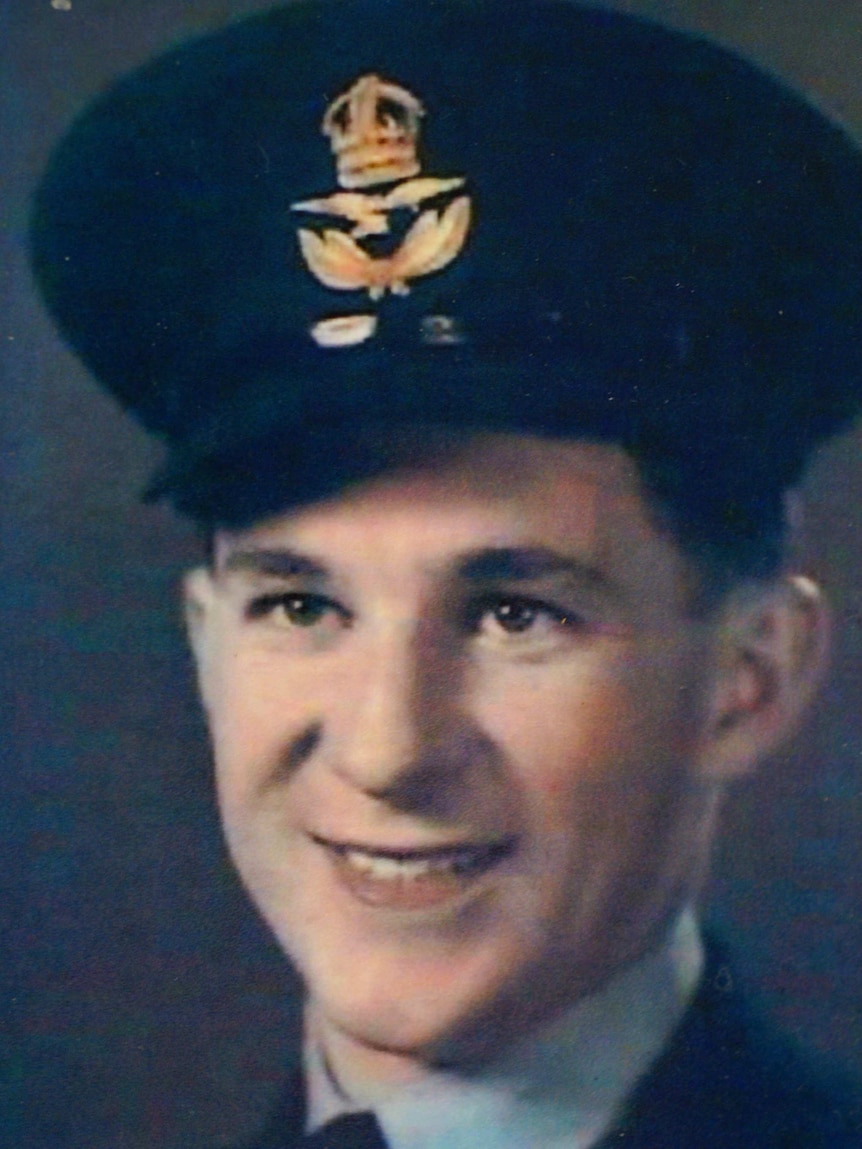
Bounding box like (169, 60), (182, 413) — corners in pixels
(607, 944), (862, 1148)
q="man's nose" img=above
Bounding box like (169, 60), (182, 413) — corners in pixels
(332, 620), (469, 801)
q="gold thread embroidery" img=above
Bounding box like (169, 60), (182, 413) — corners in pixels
(310, 314), (378, 348)
(297, 196), (471, 301)
(322, 74), (423, 191)
(292, 74), (472, 307)
(293, 177), (467, 240)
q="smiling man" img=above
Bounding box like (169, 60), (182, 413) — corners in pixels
(30, 0), (862, 1146)
(188, 437), (720, 1065)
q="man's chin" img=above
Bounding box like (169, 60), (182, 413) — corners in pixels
(307, 974), (525, 1074)
(307, 961), (578, 1077)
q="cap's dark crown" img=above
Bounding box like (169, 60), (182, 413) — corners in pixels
(30, 0), (862, 530)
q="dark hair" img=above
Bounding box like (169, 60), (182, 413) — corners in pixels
(633, 449), (788, 609)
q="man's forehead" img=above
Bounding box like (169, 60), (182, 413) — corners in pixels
(216, 433), (632, 534)
(212, 432), (675, 593)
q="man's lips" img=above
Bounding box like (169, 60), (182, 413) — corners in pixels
(310, 833), (517, 910)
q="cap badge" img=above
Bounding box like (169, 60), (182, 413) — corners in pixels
(291, 74), (472, 347)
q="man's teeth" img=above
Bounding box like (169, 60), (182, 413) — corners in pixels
(345, 851), (432, 879)
(341, 846), (486, 880)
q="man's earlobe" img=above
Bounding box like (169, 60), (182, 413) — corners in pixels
(697, 576), (830, 782)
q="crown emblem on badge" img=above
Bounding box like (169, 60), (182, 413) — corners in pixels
(323, 74), (424, 190)
(291, 74), (472, 347)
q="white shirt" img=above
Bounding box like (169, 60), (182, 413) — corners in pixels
(305, 908), (704, 1149)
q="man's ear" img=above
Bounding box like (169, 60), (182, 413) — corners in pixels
(696, 576), (830, 783)
(183, 566), (219, 714)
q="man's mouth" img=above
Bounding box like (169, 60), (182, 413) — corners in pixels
(311, 835), (516, 910)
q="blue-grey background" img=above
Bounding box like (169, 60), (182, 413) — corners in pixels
(1, 1), (861, 1146)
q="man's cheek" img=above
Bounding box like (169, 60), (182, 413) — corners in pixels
(209, 650), (292, 755)
(507, 681), (636, 776)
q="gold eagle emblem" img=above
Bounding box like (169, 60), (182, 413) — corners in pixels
(296, 194), (471, 302)
(291, 74), (472, 344)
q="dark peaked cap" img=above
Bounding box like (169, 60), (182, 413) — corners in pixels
(31, 0), (862, 529)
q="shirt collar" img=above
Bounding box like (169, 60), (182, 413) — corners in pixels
(305, 908), (703, 1149)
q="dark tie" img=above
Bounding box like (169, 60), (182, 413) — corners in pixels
(296, 1112), (390, 1149)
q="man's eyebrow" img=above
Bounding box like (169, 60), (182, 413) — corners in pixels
(457, 547), (618, 595)
(221, 547), (328, 579)
(220, 544), (619, 594)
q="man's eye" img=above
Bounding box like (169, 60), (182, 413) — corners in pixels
(246, 592), (347, 628)
(469, 595), (582, 639)
(487, 598), (541, 634)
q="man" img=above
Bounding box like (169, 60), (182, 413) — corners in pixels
(29, 0), (862, 1145)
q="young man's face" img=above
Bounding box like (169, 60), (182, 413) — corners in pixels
(186, 434), (744, 1068)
